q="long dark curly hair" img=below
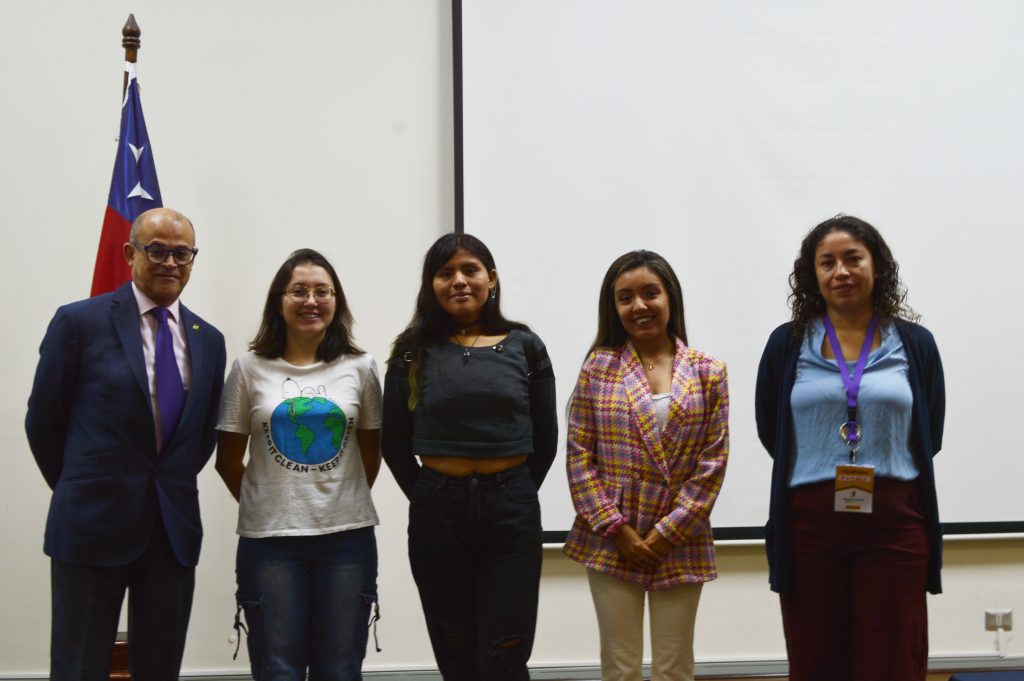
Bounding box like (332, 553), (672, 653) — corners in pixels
(788, 215), (918, 338)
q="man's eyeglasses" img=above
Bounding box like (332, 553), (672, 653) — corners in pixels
(132, 242), (199, 266)
(285, 285), (336, 302)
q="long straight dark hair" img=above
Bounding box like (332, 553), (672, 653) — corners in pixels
(590, 249), (688, 353)
(250, 248), (362, 361)
(390, 233), (527, 405)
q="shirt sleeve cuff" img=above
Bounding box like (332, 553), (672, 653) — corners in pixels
(602, 515), (626, 537)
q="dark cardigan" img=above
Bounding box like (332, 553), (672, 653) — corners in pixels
(754, 319), (946, 594)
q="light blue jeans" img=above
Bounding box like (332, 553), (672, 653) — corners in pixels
(235, 526), (378, 681)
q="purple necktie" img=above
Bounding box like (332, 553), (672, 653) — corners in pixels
(151, 307), (185, 449)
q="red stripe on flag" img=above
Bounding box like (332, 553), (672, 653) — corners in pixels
(90, 205), (132, 297)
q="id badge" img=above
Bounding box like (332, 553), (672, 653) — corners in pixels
(834, 464), (874, 513)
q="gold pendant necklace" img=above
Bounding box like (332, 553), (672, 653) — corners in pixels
(640, 353), (670, 371)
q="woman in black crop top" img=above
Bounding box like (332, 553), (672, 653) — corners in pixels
(382, 233), (557, 681)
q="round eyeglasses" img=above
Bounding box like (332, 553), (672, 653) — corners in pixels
(132, 242), (198, 266)
(285, 285), (336, 302)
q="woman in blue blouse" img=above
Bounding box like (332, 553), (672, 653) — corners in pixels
(755, 215), (945, 681)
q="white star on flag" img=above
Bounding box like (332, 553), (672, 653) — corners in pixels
(126, 141), (154, 200)
(127, 183), (154, 200)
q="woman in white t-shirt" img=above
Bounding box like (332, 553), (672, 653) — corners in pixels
(216, 248), (382, 681)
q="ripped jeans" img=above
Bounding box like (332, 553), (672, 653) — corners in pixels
(235, 526), (378, 681)
(408, 463), (542, 681)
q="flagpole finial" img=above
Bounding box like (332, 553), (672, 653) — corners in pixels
(122, 14), (141, 57)
(121, 15), (141, 98)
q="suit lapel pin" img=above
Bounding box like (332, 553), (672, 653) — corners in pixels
(192, 324), (200, 331)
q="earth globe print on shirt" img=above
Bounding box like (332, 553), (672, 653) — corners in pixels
(270, 380), (347, 465)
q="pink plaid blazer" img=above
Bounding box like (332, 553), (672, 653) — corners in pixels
(563, 340), (729, 590)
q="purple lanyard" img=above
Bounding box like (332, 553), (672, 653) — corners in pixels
(822, 312), (878, 461)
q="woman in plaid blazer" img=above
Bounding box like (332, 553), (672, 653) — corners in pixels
(564, 250), (729, 681)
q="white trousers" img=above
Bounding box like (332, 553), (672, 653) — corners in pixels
(587, 568), (703, 681)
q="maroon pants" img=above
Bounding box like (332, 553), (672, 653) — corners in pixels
(780, 478), (930, 681)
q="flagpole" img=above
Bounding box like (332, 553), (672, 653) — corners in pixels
(111, 9), (137, 629)
(92, 13), (162, 297)
(121, 14), (140, 98)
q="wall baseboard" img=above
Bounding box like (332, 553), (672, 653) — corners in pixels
(2, 655), (1022, 681)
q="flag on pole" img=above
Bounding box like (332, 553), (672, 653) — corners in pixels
(90, 61), (162, 297)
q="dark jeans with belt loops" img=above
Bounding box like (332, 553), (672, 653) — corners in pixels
(408, 463), (542, 681)
(235, 526), (378, 681)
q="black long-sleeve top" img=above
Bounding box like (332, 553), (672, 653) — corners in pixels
(382, 328), (558, 499)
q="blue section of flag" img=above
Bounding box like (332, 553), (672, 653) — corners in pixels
(107, 75), (162, 220)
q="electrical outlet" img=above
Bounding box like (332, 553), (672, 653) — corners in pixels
(985, 609), (1013, 631)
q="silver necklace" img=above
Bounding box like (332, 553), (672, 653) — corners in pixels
(456, 331), (483, 363)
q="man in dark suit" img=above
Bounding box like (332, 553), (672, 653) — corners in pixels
(26, 208), (226, 681)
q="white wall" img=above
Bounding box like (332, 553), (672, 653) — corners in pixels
(0, 1), (1021, 676)
(1, 0), (451, 673)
